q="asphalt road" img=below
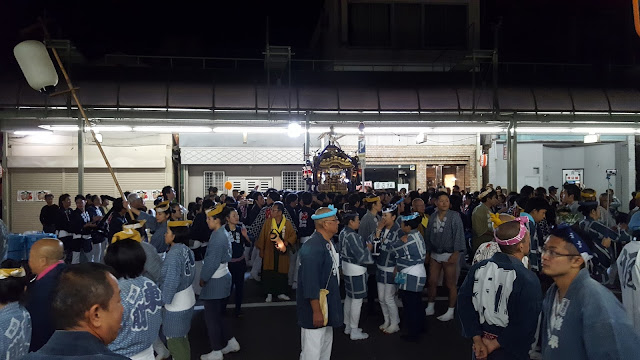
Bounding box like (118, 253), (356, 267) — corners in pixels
(187, 277), (472, 360)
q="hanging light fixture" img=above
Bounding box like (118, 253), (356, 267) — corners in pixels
(14, 40), (58, 94)
(288, 122), (303, 138)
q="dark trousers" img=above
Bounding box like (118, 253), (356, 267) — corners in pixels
(400, 290), (425, 338)
(366, 265), (377, 311)
(229, 260), (246, 311)
(203, 298), (231, 351)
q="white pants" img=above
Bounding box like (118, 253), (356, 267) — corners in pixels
(129, 345), (154, 360)
(377, 283), (399, 327)
(86, 241), (105, 263)
(192, 260), (203, 295)
(343, 297), (363, 330)
(250, 246), (262, 281)
(71, 251), (82, 264)
(99, 239), (108, 263)
(152, 338), (169, 358)
(300, 327), (333, 360)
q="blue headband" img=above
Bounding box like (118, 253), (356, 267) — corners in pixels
(382, 204), (398, 214)
(311, 205), (337, 220)
(553, 224), (593, 263)
(401, 212), (420, 221)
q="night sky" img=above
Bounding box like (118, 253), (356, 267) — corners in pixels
(1, 0), (639, 66)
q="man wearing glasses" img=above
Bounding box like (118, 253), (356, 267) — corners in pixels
(539, 225), (640, 359)
(296, 206), (342, 360)
(458, 217), (542, 360)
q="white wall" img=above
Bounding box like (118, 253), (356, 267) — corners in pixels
(8, 133), (172, 169)
(489, 141), (629, 209)
(186, 164), (303, 202)
(489, 142), (544, 192)
(179, 133), (477, 152)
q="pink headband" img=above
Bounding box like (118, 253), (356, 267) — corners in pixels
(494, 216), (529, 246)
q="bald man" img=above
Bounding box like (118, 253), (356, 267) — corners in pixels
(26, 238), (67, 351)
(411, 198), (429, 237)
(297, 207), (343, 360)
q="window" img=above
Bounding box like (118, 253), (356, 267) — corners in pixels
(203, 171), (225, 195)
(348, 3), (391, 47)
(394, 4), (422, 49)
(424, 5), (468, 49)
(282, 171), (307, 191)
(347, 2), (468, 50)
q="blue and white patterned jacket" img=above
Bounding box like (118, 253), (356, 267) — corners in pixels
(108, 277), (163, 357)
(200, 226), (232, 300)
(0, 302), (31, 360)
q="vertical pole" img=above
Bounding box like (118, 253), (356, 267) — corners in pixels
(77, 116), (84, 195)
(2, 132), (9, 226)
(476, 133), (482, 190)
(305, 113), (310, 162)
(628, 135), (636, 213)
(492, 19), (501, 121)
(506, 122), (513, 192)
(266, 17), (270, 119)
(512, 120), (518, 191)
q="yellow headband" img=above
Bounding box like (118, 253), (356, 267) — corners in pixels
(111, 228), (142, 244)
(155, 200), (171, 213)
(206, 203), (226, 217)
(363, 196), (380, 203)
(581, 190), (596, 201)
(168, 220), (193, 228)
(489, 213), (515, 229)
(478, 189), (492, 200)
(122, 220), (146, 230)
(0, 268), (25, 280)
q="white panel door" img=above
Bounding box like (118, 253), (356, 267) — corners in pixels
(226, 177), (273, 193)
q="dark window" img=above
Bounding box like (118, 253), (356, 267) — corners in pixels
(348, 3), (391, 47)
(424, 5), (468, 49)
(393, 4), (422, 49)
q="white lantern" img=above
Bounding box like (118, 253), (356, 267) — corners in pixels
(13, 40), (58, 93)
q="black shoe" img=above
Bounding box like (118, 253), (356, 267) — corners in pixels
(234, 309), (244, 318)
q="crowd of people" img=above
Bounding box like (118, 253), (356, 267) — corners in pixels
(0, 182), (635, 359)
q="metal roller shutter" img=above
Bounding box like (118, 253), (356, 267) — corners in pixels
(10, 168), (168, 233)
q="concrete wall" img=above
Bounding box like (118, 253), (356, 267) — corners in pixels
(489, 140), (631, 212)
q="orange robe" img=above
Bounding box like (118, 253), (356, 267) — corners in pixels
(256, 218), (297, 274)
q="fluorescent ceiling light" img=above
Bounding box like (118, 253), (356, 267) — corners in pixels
(213, 127), (284, 134)
(430, 127), (503, 134)
(584, 134), (600, 143)
(570, 128), (635, 135)
(14, 130), (53, 135)
(517, 127), (571, 134)
(133, 126), (212, 133)
(90, 126), (133, 132)
(38, 125), (79, 132)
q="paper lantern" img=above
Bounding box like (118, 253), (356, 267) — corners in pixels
(224, 181), (233, 190)
(14, 40), (59, 93)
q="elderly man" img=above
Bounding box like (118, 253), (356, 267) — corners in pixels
(411, 198), (429, 238)
(26, 238), (67, 352)
(23, 263), (127, 359)
(297, 206), (343, 360)
(256, 201), (297, 302)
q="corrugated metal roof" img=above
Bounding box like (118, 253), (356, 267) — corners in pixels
(1, 78), (638, 113)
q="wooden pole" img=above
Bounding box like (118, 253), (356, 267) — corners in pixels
(48, 47), (134, 219)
